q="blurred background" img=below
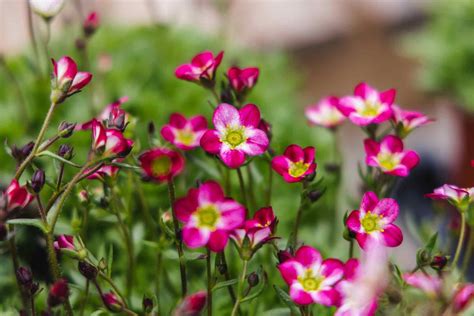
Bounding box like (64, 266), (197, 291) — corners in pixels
(1, 0), (474, 269)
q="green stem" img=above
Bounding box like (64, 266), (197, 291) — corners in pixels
(230, 260), (248, 316)
(236, 168), (247, 208)
(98, 272), (128, 308)
(207, 248), (213, 316)
(220, 251), (237, 305)
(265, 161), (273, 206)
(453, 212), (467, 268)
(8, 230), (29, 310)
(288, 182), (308, 251)
(246, 165), (257, 211)
(461, 230), (473, 275)
(80, 280), (89, 316)
(348, 239), (354, 259)
(167, 179), (188, 297)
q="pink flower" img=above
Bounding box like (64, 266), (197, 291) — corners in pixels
(278, 245), (344, 306)
(174, 291), (207, 316)
(305, 96), (345, 129)
(174, 181), (246, 252)
(102, 291), (124, 312)
(83, 12), (100, 36)
(91, 119), (133, 158)
(271, 145), (317, 183)
(53, 235), (75, 250)
(346, 191), (403, 249)
(175, 51), (224, 84)
(3, 179), (34, 212)
(200, 103), (269, 168)
(48, 278), (69, 307)
(337, 82), (395, 126)
(86, 165), (120, 181)
(78, 97), (129, 130)
(364, 135), (419, 177)
(425, 184), (474, 208)
(392, 105), (432, 137)
(227, 66), (259, 93)
(161, 113), (208, 150)
(139, 148), (185, 183)
(452, 284), (474, 313)
(403, 272), (442, 298)
(51, 56), (92, 102)
(245, 206), (277, 232)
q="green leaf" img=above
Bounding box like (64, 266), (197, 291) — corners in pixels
(273, 285), (300, 315)
(111, 162), (141, 170)
(212, 279), (238, 292)
(425, 232), (438, 254)
(107, 245), (114, 278)
(47, 192), (63, 227)
(7, 218), (47, 232)
(37, 150), (82, 168)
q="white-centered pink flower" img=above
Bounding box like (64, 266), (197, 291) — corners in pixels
(91, 119), (133, 158)
(2, 179), (35, 213)
(51, 56), (92, 102)
(337, 82), (395, 126)
(271, 144), (317, 183)
(30, 0), (64, 19)
(175, 181), (246, 252)
(305, 96), (345, 128)
(161, 113), (208, 150)
(364, 135), (420, 177)
(139, 147), (185, 183)
(392, 105), (432, 137)
(403, 272), (442, 298)
(227, 66), (259, 93)
(200, 103), (269, 168)
(278, 245), (344, 306)
(346, 191), (403, 249)
(425, 184), (474, 209)
(175, 51), (223, 83)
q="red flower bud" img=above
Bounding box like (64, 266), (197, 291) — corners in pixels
(83, 12), (100, 37)
(102, 291), (123, 312)
(48, 279), (69, 307)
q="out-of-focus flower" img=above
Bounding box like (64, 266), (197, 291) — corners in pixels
(30, 0), (64, 19)
(175, 181), (245, 252)
(430, 255), (448, 271)
(139, 148), (185, 183)
(245, 207), (277, 232)
(3, 179), (35, 212)
(57, 144), (74, 160)
(50, 56), (92, 103)
(53, 235), (75, 250)
(305, 96), (345, 129)
(83, 12), (100, 36)
(86, 165), (120, 181)
(452, 283), (474, 313)
(364, 135), (419, 177)
(161, 113), (208, 150)
(346, 191), (403, 249)
(48, 278), (69, 307)
(227, 66), (259, 93)
(200, 103), (269, 168)
(425, 184), (474, 210)
(391, 105), (432, 138)
(174, 291), (207, 316)
(91, 119), (133, 158)
(278, 245), (344, 306)
(403, 272), (442, 298)
(175, 51), (224, 85)
(78, 97), (129, 131)
(102, 291), (124, 313)
(337, 82), (395, 126)
(271, 145), (316, 183)
(58, 121), (76, 138)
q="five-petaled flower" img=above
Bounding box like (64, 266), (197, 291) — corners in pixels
(175, 50), (224, 85)
(425, 184), (474, 210)
(139, 147), (185, 183)
(271, 145), (316, 183)
(91, 119), (133, 158)
(337, 82), (395, 126)
(403, 272), (442, 298)
(51, 56), (92, 103)
(2, 179), (35, 213)
(174, 181), (246, 252)
(200, 103), (269, 168)
(161, 113), (208, 150)
(305, 96), (345, 129)
(346, 191), (403, 249)
(364, 135), (419, 177)
(227, 66), (259, 94)
(278, 245), (344, 306)
(392, 105), (432, 138)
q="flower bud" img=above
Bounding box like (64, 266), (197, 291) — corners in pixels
(12, 142), (35, 162)
(75, 38), (86, 51)
(343, 227), (355, 241)
(247, 272), (259, 287)
(147, 121), (155, 136)
(30, 169), (46, 193)
(277, 250), (292, 264)
(54, 235), (75, 250)
(102, 292), (123, 313)
(30, 0), (65, 19)
(48, 279), (69, 307)
(58, 122), (76, 138)
(307, 189), (324, 202)
(142, 297), (153, 313)
(83, 12), (100, 37)
(16, 267), (33, 287)
(57, 144), (73, 160)
(78, 190), (89, 204)
(430, 255), (448, 271)
(416, 248), (431, 267)
(78, 261), (98, 280)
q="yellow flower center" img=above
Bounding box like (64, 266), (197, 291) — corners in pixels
(176, 129), (195, 146)
(359, 101), (381, 117)
(222, 127), (246, 149)
(298, 270), (324, 292)
(377, 152), (400, 171)
(195, 205), (220, 230)
(289, 161), (310, 178)
(151, 156), (172, 176)
(361, 211), (384, 233)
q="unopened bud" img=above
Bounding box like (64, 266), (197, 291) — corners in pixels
(57, 144), (73, 160)
(307, 190), (324, 202)
(78, 261), (98, 280)
(75, 38), (86, 51)
(58, 121), (76, 138)
(83, 12), (100, 37)
(343, 228), (355, 241)
(16, 267), (33, 286)
(416, 248), (431, 267)
(247, 272), (259, 287)
(48, 279), (69, 307)
(430, 255), (448, 271)
(142, 297), (153, 313)
(30, 169), (45, 193)
(102, 292), (123, 313)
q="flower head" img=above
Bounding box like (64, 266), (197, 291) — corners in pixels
(91, 119), (133, 158)
(175, 181), (246, 252)
(452, 283), (474, 313)
(201, 103), (269, 168)
(305, 96), (345, 129)
(227, 66), (259, 93)
(3, 179), (35, 213)
(30, 0), (64, 19)
(161, 113), (208, 150)
(174, 291), (207, 316)
(271, 145), (316, 183)
(392, 105), (432, 138)
(346, 191), (403, 249)
(425, 184), (474, 209)
(278, 245), (344, 306)
(51, 56), (92, 103)
(337, 82), (395, 126)
(175, 51), (224, 85)
(364, 135), (419, 177)
(403, 272), (442, 298)
(139, 148), (185, 183)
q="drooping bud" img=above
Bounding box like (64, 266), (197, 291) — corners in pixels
(57, 144), (74, 160)
(12, 142), (35, 163)
(78, 261), (98, 280)
(174, 291), (207, 316)
(58, 122), (76, 138)
(102, 292), (124, 313)
(307, 189), (324, 202)
(142, 296), (153, 313)
(247, 272), (259, 287)
(30, 169), (46, 193)
(48, 279), (69, 307)
(430, 255), (448, 271)
(16, 267), (33, 287)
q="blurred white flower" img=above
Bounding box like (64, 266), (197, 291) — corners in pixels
(30, 0), (65, 19)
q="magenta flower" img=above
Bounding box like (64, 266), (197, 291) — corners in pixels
(271, 145), (316, 183)
(305, 96), (345, 129)
(48, 278), (69, 307)
(174, 181), (245, 252)
(139, 148), (185, 183)
(452, 284), (474, 313)
(227, 66), (259, 93)
(278, 245), (344, 306)
(3, 179), (34, 212)
(346, 191), (403, 249)
(245, 206), (277, 232)
(102, 291), (124, 312)
(337, 82), (395, 126)
(91, 119), (133, 158)
(51, 56), (92, 102)
(425, 184), (474, 209)
(161, 113), (208, 150)
(175, 50), (224, 83)
(364, 135), (419, 177)
(403, 272), (442, 298)
(174, 291), (207, 316)
(200, 103), (269, 168)
(392, 105), (432, 137)
(78, 97), (129, 131)
(53, 235), (75, 250)
(86, 165), (120, 181)
(83, 12), (99, 35)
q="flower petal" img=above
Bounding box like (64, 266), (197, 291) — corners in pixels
(295, 245), (322, 267)
(239, 104), (261, 127)
(200, 130), (222, 154)
(373, 198), (399, 223)
(283, 144), (305, 162)
(219, 148), (245, 168)
(381, 224), (403, 247)
(360, 192), (379, 213)
(198, 181), (225, 204)
(213, 103), (240, 132)
(208, 230), (229, 252)
(182, 226), (210, 249)
(346, 210), (362, 233)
